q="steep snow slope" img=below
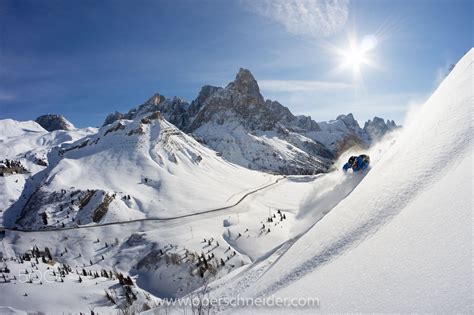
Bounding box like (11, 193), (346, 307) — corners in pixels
(14, 112), (272, 229)
(209, 49), (473, 312)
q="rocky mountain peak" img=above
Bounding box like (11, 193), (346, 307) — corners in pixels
(226, 68), (262, 100)
(195, 85), (220, 104)
(336, 113), (360, 129)
(144, 93), (166, 106)
(35, 114), (75, 132)
(363, 116), (399, 140)
(189, 85), (221, 116)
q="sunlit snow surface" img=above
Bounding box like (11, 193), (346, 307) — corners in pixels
(1, 49), (472, 313)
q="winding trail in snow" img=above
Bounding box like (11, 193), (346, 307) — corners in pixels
(0, 176), (287, 233)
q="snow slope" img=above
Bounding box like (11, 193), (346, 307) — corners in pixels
(207, 48), (473, 312)
(0, 250), (161, 314)
(0, 119), (95, 161)
(0, 119), (97, 225)
(13, 112), (272, 229)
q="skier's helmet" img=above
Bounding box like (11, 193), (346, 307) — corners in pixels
(348, 156), (356, 164)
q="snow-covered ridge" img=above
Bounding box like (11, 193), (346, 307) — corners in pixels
(0, 119), (97, 226)
(11, 111), (273, 229)
(103, 69), (398, 174)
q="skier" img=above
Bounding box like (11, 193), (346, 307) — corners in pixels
(343, 154), (370, 172)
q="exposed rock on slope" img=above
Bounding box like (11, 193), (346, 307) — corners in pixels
(35, 114), (75, 131)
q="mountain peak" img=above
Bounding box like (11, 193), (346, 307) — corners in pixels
(144, 93), (166, 106)
(35, 114), (75, 131)
(226, 68), (261, 98)
(336, 113), (359, 128)
(363, 116), (399, 140)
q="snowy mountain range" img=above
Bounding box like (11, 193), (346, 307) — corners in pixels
(13, 111), (273, 229)
(2, 47), (471, 314)
(103, 69), (398, 174)
(0, 65), (401, 231)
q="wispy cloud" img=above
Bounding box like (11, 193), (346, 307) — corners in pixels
(242, 0), (350, 37)
(0, 91), (16, 101)
(259, 79), (353, 92)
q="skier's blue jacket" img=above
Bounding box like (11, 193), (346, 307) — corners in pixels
(343, 154), (370, 172)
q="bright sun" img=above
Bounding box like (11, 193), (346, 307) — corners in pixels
(335, 34), (378, 77)
(343, 46), (368, 71)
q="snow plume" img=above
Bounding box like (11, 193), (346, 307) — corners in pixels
(243, 0), (350, 37)
(293, 131), (400, 234)
(292, 170), (359, 234)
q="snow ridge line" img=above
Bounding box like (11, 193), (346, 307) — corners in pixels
(0, 176), (287, 233)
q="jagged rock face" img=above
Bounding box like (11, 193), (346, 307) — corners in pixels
(103, 94), (190, 130)
(188, 69), (322, 135)
(336, 113), (360, 129)
(188, 85), (221, 117)
(364, 117), (399, 141)
(188, 84), (277, 132)
(225, 68), (264, 102)
(186, 69), (333, 174)
(296, 115), (320, 132)
(103, 111), (125, 126)
(35, 114), (74, 132)
(312, 113), (369, 156)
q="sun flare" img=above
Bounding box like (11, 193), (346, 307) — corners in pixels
(342, 46), (368, 71)
(334, 34), (378, 78)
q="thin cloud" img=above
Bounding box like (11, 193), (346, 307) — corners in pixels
(0, 91), (16, 101)
(243, 0), (350, 37)
(259, 79), (353, 92)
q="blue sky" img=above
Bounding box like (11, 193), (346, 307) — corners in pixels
(0, 0), (472, 127)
